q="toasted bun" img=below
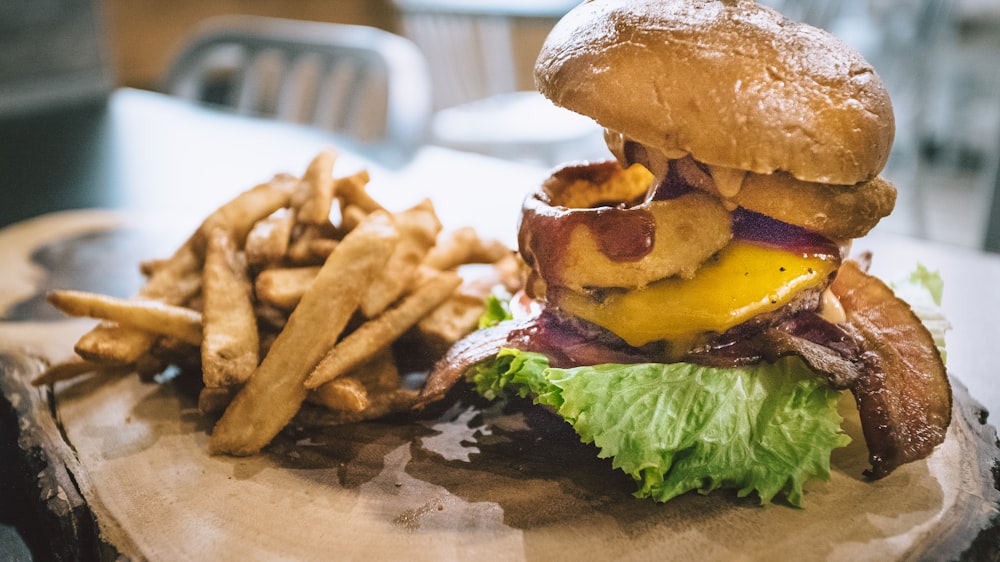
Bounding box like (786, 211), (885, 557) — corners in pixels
(534, 0), (895, 185)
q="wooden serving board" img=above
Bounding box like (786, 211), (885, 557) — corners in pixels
(2, 212), (999, 561)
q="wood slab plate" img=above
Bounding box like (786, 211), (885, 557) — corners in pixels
(2, 212), (999, 561)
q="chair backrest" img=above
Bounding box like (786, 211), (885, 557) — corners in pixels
(162, 15), (433, 164)
(391, 0), (578, 110)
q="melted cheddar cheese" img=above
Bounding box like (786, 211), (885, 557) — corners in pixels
(554, 240), (839, 348)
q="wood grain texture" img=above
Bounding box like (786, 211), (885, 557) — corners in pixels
(0, 351), (103, 561)
(2, 212), (999, 561)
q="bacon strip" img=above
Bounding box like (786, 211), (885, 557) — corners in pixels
(414, 311), (653, 408)
(762, 317), (864, 389)
(831, 260), (952, 478)
(414, 316), (536, 408)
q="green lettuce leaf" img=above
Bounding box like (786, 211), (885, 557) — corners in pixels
(469, 350), (850, 506)
(477, 288), (513, 329)
(892, 264), (949, 363)
(465, 265), (946, 506)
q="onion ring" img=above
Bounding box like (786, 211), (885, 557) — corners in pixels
(518, 161), (732, 293)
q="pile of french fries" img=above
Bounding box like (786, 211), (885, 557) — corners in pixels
(36, 148), (518, 456)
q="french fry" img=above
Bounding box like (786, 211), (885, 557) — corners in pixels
(360, 199), (442, 318)
(423, 226), (511, 270)
(303, 238), (338, 260)
(48, 147), (520, 458)
(137, 250), (203, 299)
(355, 347), (402, 394)
(138, 242), (203, 302)
(291, 148), (337, 225)
(254, 266), (320, 310)
(139, 258), (165, 277)
(298, 388), (420, 426)
(199, 385), (240, 415)
(307, 348), (400, 413)
(286, 225), (339, 266)
(201, 228), (259, 387)
(209, 210), (400, 456)
(339, 204), (368, 233)
(305, 271), (461, 390)
(48, 290), (203, 346)
(307, 376), (369, 413)
(197, 173), (299, 247)
(148, 336), (201, 370)
(334, 170), (381, 214)
(254, 304), (289, 335)
(74, 323), (159, 364)
(414, 292), (487, 357)
(32, 357), (102, 386)
(245, 208), (294, 267)
(73, 175), (292, 364)
(75, 240), (202, 364)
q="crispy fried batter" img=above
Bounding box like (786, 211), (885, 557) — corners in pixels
(733, 172), (896, 240)
(521, 161), (732, 292)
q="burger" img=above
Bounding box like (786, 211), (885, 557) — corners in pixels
(416, 0), (952, 506)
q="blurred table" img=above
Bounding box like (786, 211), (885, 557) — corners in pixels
(1, 88), (999, 560)
(0, 88), (546, 239)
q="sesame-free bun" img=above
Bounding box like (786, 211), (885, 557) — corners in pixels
(534, 0), (895, 185)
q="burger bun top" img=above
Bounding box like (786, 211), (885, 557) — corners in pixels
(534, 0), (895, 185)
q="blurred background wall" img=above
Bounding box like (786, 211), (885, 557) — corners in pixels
(105, 0), (397, 91)
(0, 0), (114, 114)
(102, 0), (554, 96)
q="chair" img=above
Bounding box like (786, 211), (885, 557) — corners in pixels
(161, 15), (433, 165)
(392, 0), (578, 110)
(391, 0), (607, 166)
